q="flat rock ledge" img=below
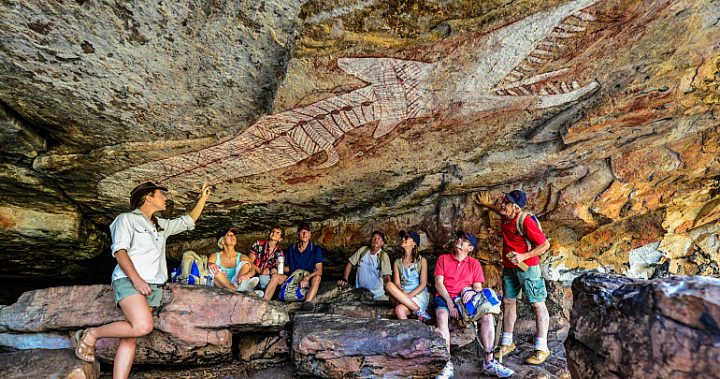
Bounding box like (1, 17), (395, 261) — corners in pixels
(292, 313), (448, 378)
(565, 273), (720, 379)
(0, 348), (100, 379)
(0, 284), (289, 364)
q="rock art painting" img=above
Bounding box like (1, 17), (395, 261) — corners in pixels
(99, 0), (602, 198)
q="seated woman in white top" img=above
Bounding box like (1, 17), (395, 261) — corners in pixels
(384, 230), (431, 321)
(208, 227), (258, 292)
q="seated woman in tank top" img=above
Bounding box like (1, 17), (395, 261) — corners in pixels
(208, 227), (259, 293)
(384, 230), (432, 322)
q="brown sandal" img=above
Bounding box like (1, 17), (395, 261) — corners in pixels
(71, 329), (96, 363)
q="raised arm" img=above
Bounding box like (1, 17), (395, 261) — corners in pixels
(188, 182), (212, 222)
(474, 191), (502, 215)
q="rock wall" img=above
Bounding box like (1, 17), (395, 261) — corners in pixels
(565, 273), (720, 378)
(0, 0), (718, 292)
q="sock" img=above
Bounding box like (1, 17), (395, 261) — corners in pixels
(535, 337), (548, 351)
(501, 332), (513, 346)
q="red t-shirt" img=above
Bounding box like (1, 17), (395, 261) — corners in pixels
(501, 213), (547, 268)
(434, 253), (485, 298)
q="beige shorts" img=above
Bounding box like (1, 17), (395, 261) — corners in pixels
(112, 277), (163, 307)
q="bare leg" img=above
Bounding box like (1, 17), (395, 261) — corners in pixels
(436, 308), (451, 354)
(479, 314), (495, 363)
(384, 282), (419, 312)
(502, 298), (517, 334)
(113, 337), (137, 379)
(532, 301), (550, 340)
(81, 295), (153, 379)
(212, 272), (236, 291)
(305, 275), (322, 302)
(263, 274), (287, 301)
(84, 295), (154, 343)
(395, 304), (411, 319)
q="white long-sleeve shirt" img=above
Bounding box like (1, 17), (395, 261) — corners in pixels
(110, 209), (195, 284)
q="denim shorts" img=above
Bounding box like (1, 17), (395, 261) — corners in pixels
(434, 295), (450, 312)
(112, 277), (163, 307)
(258, 275), (271, 289)
(502, 265), (547, 304)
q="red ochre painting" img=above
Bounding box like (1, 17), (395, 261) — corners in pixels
(99, 0), (602, 198)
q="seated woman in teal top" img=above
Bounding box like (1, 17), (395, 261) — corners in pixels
(208, 227), (258, 292)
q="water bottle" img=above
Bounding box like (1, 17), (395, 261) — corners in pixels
(277, 255), (284, 275)
(204, 274), (214, 287)
(170, 267), (179, 283)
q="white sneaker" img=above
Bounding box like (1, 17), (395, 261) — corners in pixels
(237, 277), (260, 292)
(435, 361), (454, 379)
(481, 359), (514, 378)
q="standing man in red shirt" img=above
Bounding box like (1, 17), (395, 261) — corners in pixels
(434, 231), (514, 379)
(476, 189), (551, 365)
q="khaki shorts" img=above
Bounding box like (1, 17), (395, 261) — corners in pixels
(112, 277), (163, 307)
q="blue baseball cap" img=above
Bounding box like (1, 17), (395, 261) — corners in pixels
(504, 190), (527, 208)
(399, 230), (420, 247)
(456, 230), (478, 249)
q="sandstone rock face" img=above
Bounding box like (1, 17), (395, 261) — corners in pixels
(0, 284), (289, 364)
(0, 0), (718, 301)
(293, 313), (448, 378)
(0, 349), (100, 379)
(565, 273), (720, 379)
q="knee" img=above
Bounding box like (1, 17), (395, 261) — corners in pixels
(503, 298), (516, 307)
(480, 313), (494, 326)
(531, 301), (548, 312)
(134, 320), (154, 336)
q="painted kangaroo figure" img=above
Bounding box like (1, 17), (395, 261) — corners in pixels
(99, 0), (601, 197)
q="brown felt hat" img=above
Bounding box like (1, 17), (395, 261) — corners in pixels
(129, 181), (168, 208)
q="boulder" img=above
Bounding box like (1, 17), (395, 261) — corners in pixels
(0, 332), (71, 350)
(327, 301), (395, 320)
(94, 329), (231, 365)
(0, 349), (100, 379)
(565, 273), (720, 379)
(0, 284), (289, 364)
(236, 330), (290, 363)
(292, 313), (448, 378)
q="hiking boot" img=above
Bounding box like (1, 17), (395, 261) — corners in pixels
(435, 361), (454, 379)
(301, 301), (315, 311)
(481, 359), (514, 378)
(414, 309), (432, 322)
(493, 343), (516, 360)
(525, 349), (551, 365)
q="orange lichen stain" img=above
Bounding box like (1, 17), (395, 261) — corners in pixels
(694, 56), (720, 105)
(0, 213), (16, 229)
(565, 89), (675, 143)
(283, 175), (319, 185)
(674, 220), (695, 234)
